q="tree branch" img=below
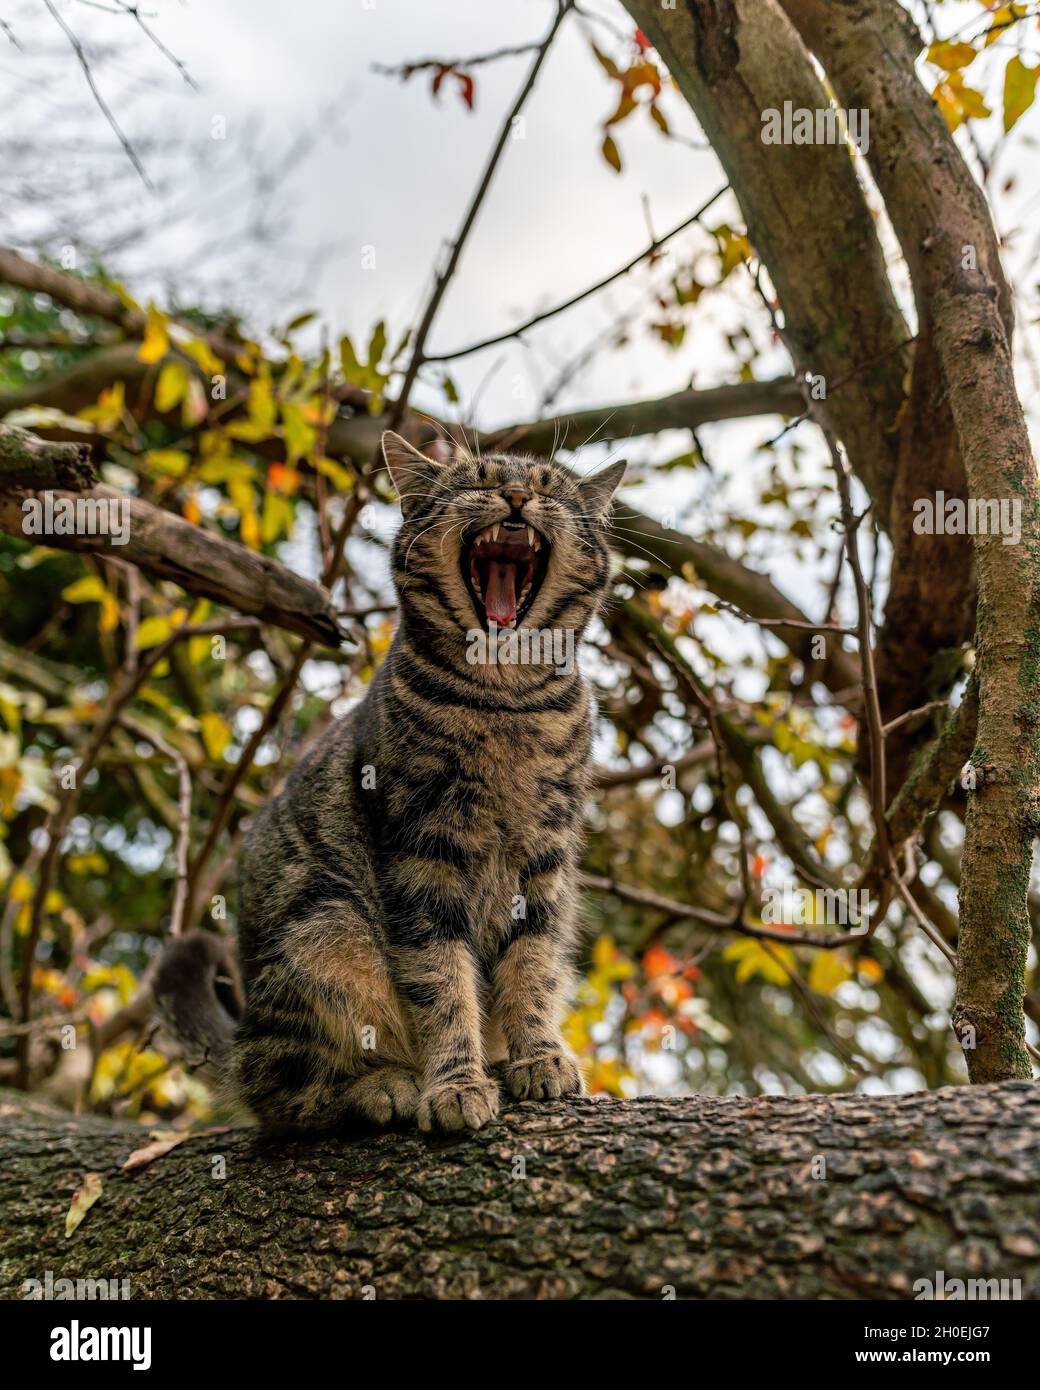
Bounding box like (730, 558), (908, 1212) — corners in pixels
(484, 375), (804, 453)
(0, 423), (96, 490)
(0, 483), (345, 648)
(390, 0), (573, 425)
(9, 1083), (1038, 1298)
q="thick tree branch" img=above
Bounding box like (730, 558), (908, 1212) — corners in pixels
(486, 375), (804, 453)
(620, 0), (910, 524)
(0, 484), (345, 648)
(3, 1084), (1039, 1298)
(0, 423), (95, 490)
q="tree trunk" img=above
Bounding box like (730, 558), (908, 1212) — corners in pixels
(2, 1084), (1039, 1300)
(777, 0), (1040, 1084)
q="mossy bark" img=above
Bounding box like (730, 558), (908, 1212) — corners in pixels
(2, 1086), (1039, 1300)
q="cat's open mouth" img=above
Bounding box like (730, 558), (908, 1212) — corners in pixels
(461, 521), (549, 630)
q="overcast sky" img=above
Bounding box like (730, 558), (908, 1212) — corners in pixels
(3, 0), (1040, 603)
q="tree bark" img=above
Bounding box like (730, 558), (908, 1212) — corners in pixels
(620, 0), (909, 522)
(2, 1084), (1039, 1300)
(0, 483), (345, 648)
(778, 0), (1039, 1083)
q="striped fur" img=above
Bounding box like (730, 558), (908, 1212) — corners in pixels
(201, 434), (622, 1133)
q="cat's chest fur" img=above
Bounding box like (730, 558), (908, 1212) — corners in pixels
(366, 669), (591, 946)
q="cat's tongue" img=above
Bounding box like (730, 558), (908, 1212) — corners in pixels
(484, 559), (519, 627)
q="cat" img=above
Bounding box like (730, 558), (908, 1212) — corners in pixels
(154, 432), (625, 1133)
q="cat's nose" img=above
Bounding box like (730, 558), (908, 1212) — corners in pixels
(502, 487), (530, 512)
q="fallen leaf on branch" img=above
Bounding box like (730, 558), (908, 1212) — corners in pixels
(122, 1126), (230, 1172)
(65, 1172), (103, 1237)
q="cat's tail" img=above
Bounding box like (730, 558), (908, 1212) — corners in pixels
(152, 930), (243, 1074)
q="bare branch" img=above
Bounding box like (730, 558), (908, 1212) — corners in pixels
(390, 0), (574, 425)
(40, 0), (153, 188)
(425, 184), (730, 365)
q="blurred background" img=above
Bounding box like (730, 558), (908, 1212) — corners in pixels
(2, 0), (1040, 1120)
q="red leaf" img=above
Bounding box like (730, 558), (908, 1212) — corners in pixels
(634, 28), (652, 53)
(456, 71), (475, 110)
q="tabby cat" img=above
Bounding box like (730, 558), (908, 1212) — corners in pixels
(154, 432), (625, 1133)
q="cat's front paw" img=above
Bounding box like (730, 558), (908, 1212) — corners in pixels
(501, 1051), (584, 1101)
(345, 1066), (422, 1126)
(417, 1075), (500, 1133)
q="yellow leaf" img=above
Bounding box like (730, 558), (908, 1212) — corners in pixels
(985, 4), (1028, 46)
(137, 305), (170, 364)
(62, 576), (120, 633)
(145, 448), (190, 477)
(99, 591), (120, 635)
(260, 489), (294, 544)
(240, 506), (261, 551)
(808, 950), (853, 995)
(934, 69), (991, 130)
(176, 333), (224, 376)
(78, 381), (125, 429)
(226, 419), (273, 443)
(65, 1172), (103, 1238)
(62, 575), (107, 604)
(248, 374), (277, 430)
(134, 615), (173, 650)
(713, 223), (752, 276)
(601, 133), (622, 172)
(281, 403), (316, 465)
(67, 852), (107, 875)
(722, 937), (795, 986)
(154, 360), (189, 413)
(9, 873), (33, 904)
(316, 456), (355, 492)
(200, 712), (232, 761)
(926, 40), (978, 72)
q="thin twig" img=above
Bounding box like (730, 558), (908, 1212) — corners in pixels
(425, 183), (730, 365)
(390, 0), (574, 422)
(40, 0), (153, 188)
(119, 714), (192, 938)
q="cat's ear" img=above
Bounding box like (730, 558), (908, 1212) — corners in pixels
(381, 431), (443, 516)
(577, 459), (626, 517)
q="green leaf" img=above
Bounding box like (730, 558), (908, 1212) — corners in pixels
(1003, 55), (1038, 132)
(367, 320), (387, 371)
